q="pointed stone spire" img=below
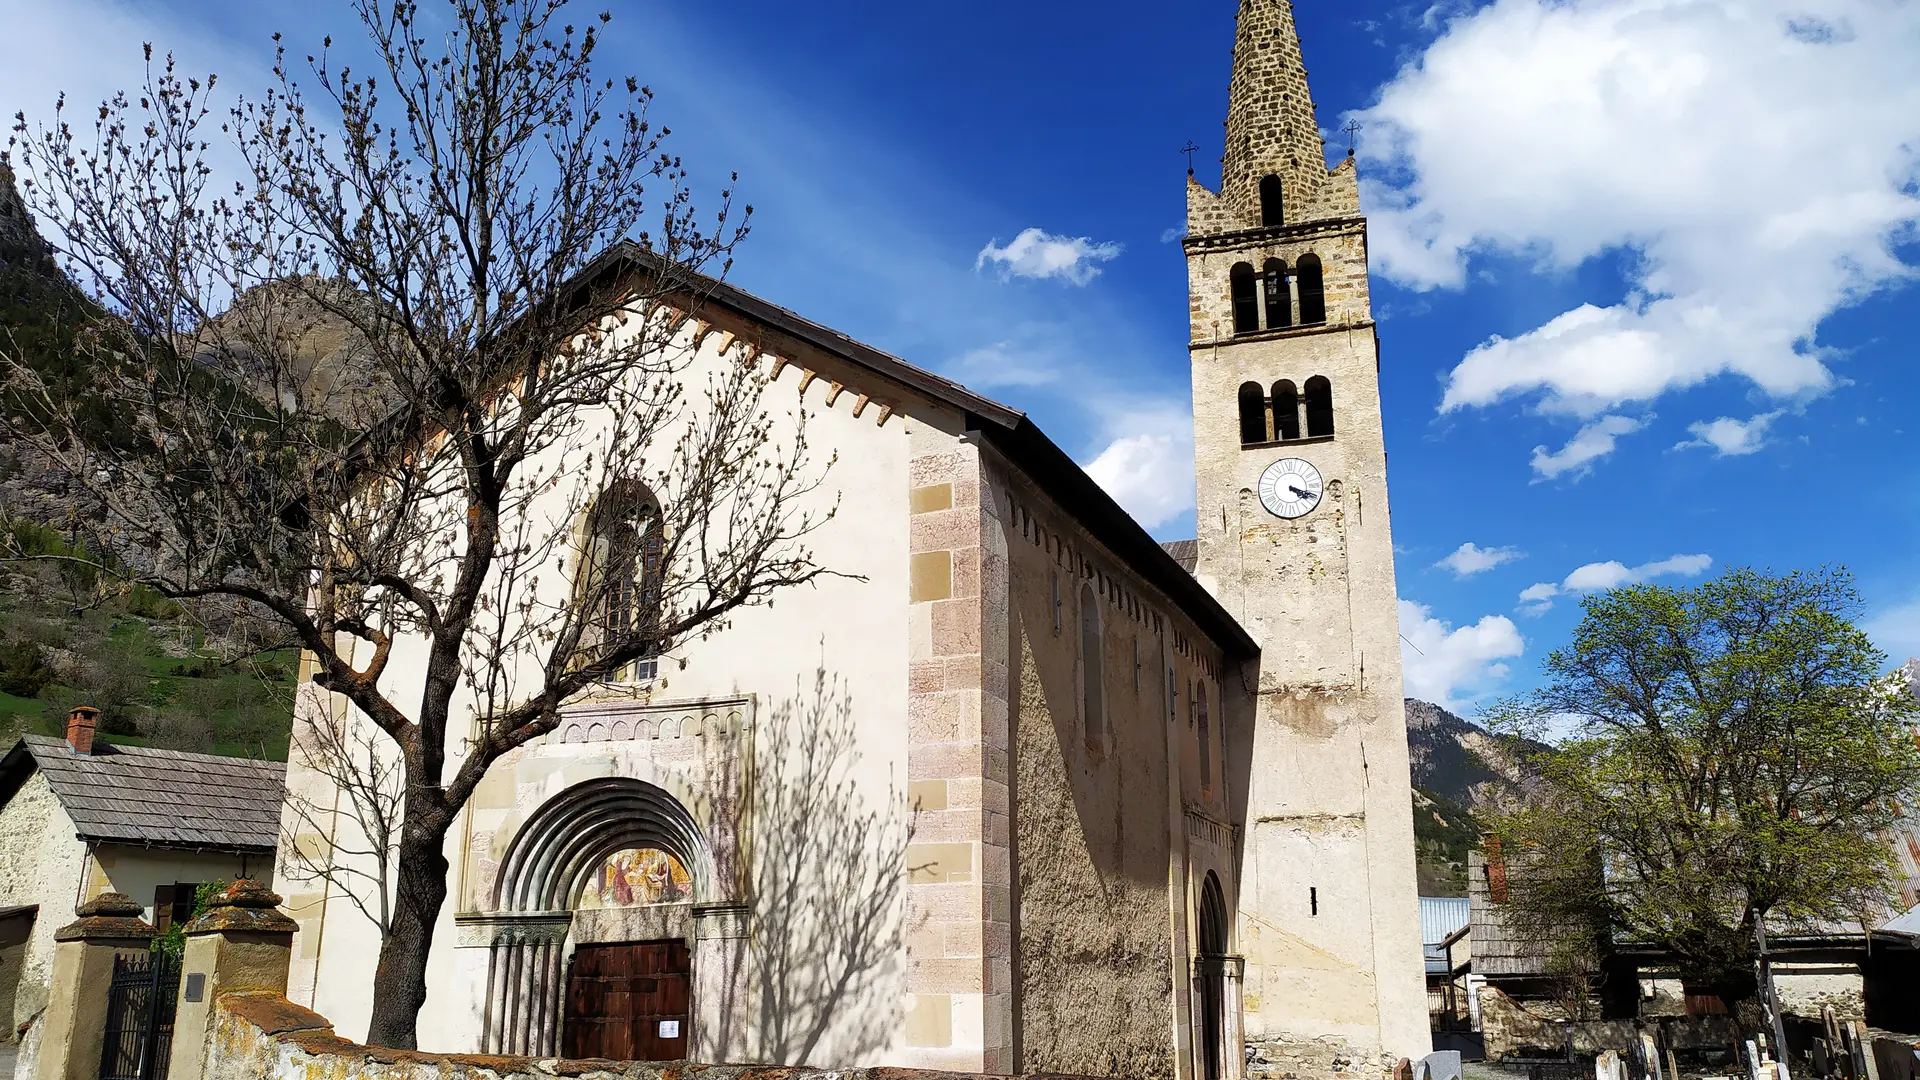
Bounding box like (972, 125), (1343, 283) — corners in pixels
(1190, 0), (1353, 236)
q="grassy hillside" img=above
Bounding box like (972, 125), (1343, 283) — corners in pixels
(0, 165), (294, 761)
(0, 526), (295, 759)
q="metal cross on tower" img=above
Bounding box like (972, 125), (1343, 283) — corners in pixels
(1344, 120), (1362, 159)
(1181, 141), (1199, 176)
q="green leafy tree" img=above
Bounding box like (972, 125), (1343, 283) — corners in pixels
(1486, 567), (1920, 1027)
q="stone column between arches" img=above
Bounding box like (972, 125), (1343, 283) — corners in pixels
(903, 441), (1012, 1073)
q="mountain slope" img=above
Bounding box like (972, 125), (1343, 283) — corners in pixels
(1404, 698), (1538, 896)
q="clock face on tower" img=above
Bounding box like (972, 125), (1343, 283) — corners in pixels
(1258, 458), (1325, 519)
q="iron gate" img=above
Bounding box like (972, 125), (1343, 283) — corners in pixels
(98, 951), (180, 1080)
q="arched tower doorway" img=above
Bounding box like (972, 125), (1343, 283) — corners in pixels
(483, 776), (714, 1058)
(1197, 872), (1230, 1080)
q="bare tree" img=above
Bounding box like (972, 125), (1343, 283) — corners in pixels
(4, 0), (834, 1047)
(281, 688), (404, 939)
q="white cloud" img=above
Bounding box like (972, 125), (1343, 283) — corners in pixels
(1399, 600), (1526, 708)
(1160, 226), (1187, 244)
(976, 228), (1124, 285)
(1675, 411), (1785, 456)
(1530, 414), (1644, 480)
(1517, 582), (1559, 616)
(1084, 431), (1193, 532)
(1522, 553), (1714, 612)
(945, 342), (1062, 390)
(1358, 0), (1920, 456)
(1864, 595), (1920, 665)
(1435, 542), (1524, 578)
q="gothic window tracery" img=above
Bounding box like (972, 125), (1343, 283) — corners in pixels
(583, 479), (665, 679)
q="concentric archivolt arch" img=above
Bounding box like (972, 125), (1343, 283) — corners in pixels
(494, 776), (713, 912)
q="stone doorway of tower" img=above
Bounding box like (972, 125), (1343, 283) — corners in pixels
(560, 940), (692, 1061)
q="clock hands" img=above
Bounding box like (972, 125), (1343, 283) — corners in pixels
(1289, 485), (1320, 502)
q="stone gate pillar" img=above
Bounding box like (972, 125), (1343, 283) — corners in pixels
(34, 893), (156, 1080)
(166, 881), (297, 1080)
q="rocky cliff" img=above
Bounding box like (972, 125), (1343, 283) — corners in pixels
(1403, 698), (1540, 896)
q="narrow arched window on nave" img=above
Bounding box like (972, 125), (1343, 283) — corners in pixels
(1080, 582), (1106, 748)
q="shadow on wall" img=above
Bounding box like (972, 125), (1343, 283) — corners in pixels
(714, 667), (910, 1065)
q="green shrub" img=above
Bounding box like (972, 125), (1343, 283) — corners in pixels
(151, 880), (229, 961)
(0, 638), (54, 697)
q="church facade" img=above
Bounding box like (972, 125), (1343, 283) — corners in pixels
(275, 2), (1426, 1077)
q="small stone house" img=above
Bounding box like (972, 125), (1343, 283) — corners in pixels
(0, 707), (284, 1068)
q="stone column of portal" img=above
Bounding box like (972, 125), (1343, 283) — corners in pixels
(34, 893), (156, 1080)
(693, 904), (750, 1062)
(167, 881), (297, 1080)
(1223, 957), (1247, 1080)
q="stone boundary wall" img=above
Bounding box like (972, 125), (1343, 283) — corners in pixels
(203, 992), (1123, 1080)
(1244, 1032), (1395, 1080)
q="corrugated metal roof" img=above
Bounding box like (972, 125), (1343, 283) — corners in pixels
(1885, 903), (1920, 935)
(1421, 896), (1470, 974)
(9, 736), (285, 854)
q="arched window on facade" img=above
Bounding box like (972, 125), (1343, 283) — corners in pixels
(1238, 382), (1269, 446)
(1259, 174), (1285, 228)
(1271, 380), (1301, 442)
(1262, 259), (1291, 331)
(1197, 682), (1212, 789)
(1296, 254), (1327, 325)
(1304, 376), (1335, 439)
(1080, 582), (1105, 748)
(1229, 263), (1259, 335)
(584, 479), (665, 679)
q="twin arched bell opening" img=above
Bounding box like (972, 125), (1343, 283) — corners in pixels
(1237, 376), (1334, 448)
(1230, 255), (1325, 335)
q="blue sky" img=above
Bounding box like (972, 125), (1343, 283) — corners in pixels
(5, 0), (1917, 709)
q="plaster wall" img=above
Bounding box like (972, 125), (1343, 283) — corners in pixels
(84, 846), (267, 924)
(279, 303), (931, 1064)
(0, 772), (84, 1055)
(993, 462), (1233, 1080)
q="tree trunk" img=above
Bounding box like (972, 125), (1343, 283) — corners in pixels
(365, 827), (452, 1049)
(1710, 969), (1769, 1037)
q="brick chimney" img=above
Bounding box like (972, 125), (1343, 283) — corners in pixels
(65, 706), (100, 754)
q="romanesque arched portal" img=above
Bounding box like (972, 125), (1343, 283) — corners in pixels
(481, 776), (715, 1056)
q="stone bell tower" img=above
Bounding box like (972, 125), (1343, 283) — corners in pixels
(1185, 0), (1428, 1073)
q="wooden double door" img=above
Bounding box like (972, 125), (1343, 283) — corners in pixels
(561, 941), (691, 1061)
